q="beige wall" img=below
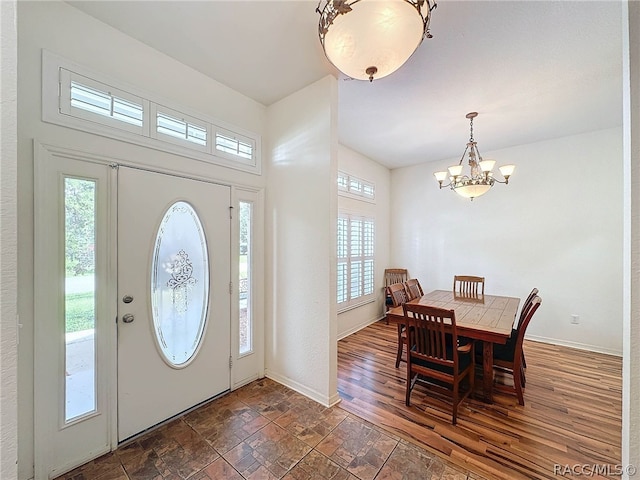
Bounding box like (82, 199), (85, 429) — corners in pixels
(264, 75), (339, 406)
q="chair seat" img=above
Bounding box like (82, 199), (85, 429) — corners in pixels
(411, 345), (473, 375)
(493, 329), (518, 361)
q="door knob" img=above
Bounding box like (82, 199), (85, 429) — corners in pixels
(122, 313), (135, 324)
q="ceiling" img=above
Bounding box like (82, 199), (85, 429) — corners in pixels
(67, 1), (624, 170)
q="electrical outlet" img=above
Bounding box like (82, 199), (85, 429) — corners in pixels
(571, 314), (580, 324)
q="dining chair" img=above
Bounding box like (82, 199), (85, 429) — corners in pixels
(384, 268), (409, 314)
(492, 295), (542, 405)
(388, 282), (410, 368)
(516, 287), (538, 370)
(404, 278), (424, 301)
(403, 303), (475, 425)
(453, 275), (485, 296)
(476, 287), (539, 382)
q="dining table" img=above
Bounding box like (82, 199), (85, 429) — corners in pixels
(385, 289), (521, 403)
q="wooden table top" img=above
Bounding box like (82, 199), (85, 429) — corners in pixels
(386, 289), (521, 344)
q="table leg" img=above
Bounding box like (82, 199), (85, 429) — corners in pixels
(482, 341), (494, 403)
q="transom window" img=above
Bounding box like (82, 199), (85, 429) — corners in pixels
(44, 50), (261, 174)
(338, 171), (375, 201)
(337, 213), (375, 310)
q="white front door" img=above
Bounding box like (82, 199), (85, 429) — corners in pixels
(117, 166), (231, 441)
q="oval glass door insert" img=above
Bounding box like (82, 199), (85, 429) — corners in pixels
(151, 201), (209, 367)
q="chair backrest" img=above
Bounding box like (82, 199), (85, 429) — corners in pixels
(453, 275), (485, 295)
(516, 287), (539, 328)
(388, 282), (409, 308)
(384, 268), (408, 287)
(403, 303), (459, 371)
(513, 295), (542, 365)
(404, 278), (424, 300)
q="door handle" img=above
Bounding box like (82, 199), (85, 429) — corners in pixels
(122, 313), (135, 324)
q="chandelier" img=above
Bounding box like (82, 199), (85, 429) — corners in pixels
(433, 112), (515, 200)
(316, 0), (437, 82)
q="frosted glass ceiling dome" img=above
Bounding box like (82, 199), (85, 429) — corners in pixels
(317, 0), (437, 82)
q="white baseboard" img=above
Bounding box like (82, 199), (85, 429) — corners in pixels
(526, 335), (622, 357)
(232, 373), (262, 391)
(264, 369), (341, 408)
(337, 315), (385, 341)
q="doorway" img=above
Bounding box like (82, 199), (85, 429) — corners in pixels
(34, 152), (231, 478)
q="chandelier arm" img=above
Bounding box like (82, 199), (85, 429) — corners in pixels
(458, 145), (469, 165)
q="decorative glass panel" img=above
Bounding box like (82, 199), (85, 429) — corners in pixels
(64, 177), (97, 422)
(239, 201), (253, 356)
(151, 202), (209, 367)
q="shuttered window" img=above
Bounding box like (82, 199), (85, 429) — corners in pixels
(337, 213), (375, 309)
(70, 81), (143, 127)
(157, 112), (207, 146)
(45, 51), (262, 174)
(337, 171), (375, 201)
(216, 132), (253, 160)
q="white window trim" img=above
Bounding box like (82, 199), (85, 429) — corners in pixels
(42, 50), (262, 175)
(337, 171), (376, 203)
(337, 212), (375, 312)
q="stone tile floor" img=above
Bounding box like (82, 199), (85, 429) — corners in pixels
(56, 378), (486, 480)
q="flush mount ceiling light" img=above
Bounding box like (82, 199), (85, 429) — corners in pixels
(316, 0), (437, 82)
(434, 112), (515, 200)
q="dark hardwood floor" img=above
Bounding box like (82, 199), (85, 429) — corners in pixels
(337, 320), (622, 480)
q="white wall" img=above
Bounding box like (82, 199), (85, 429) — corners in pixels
(391, 128), (623, 355)
(337, 145), (391, 339)
(265, 75), (339, 407)
(0, 2), (18, 479)
(17, 2), (267, 478)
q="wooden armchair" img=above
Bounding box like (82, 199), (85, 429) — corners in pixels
(403, 303), (475, 425)
(384, 268), (409, 287)
(384, 268), (409, 314)
(453, 275), (485, 296)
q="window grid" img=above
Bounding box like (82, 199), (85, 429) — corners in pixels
(337, 214), (375, 308)
(337, 171), (375, 200)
